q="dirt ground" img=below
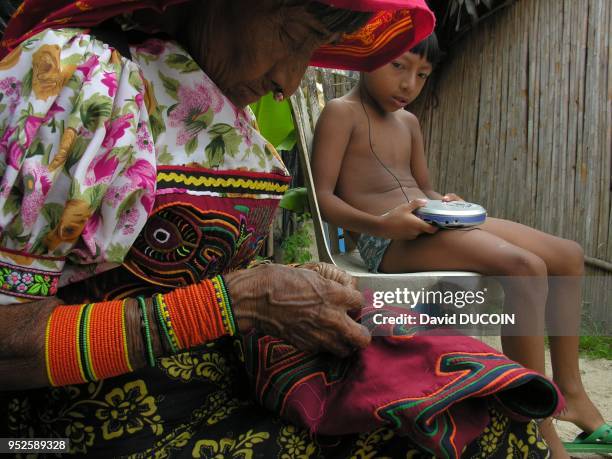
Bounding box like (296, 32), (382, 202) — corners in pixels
(481, 336), (611, 458)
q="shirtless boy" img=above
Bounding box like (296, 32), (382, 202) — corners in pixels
(312, 34), (608, 457)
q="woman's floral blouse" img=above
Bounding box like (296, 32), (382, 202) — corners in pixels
(0, 28), (289, 305)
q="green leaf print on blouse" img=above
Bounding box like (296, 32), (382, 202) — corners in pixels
(80, 93), (112, 131)
(159, 71), (180, 100)
(204, 123), (242, 166)
(165, 53), (200, 73)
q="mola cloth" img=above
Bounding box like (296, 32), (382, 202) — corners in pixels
(0, 0), (435, 71)
(244, 306), (564, 458)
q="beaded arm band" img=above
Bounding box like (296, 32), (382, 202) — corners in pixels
(156, 275), (236, 352)
(45, 276), (236, 386)
(45, 301), (133, 386)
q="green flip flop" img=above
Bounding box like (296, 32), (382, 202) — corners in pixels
(563, 423), (612, 454)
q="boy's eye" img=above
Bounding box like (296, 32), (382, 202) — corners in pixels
(391, 61), (403, 69)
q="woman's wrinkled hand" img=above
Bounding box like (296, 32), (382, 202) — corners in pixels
(294, 262), (356, 289)
(223, 264), (370, 357)
(378, 200), (438, 240)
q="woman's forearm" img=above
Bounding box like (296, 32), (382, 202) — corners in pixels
(0, 277), (241, 391)
(0, 296), (161, 390)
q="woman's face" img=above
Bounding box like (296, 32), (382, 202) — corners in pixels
(188, 2), (337, 107)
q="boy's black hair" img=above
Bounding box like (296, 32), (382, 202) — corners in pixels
(410, 32), (444, 67)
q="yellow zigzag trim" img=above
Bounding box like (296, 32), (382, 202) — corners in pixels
(158, 172), (289, 193)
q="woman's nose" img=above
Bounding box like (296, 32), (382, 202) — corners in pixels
(267, 56), (310, 99)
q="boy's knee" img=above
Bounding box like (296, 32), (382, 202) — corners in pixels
(555, 240), (584, 276)
(498, 251), (548, 277)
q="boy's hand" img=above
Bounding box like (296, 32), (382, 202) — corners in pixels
(442, 193), (464, 202)
(378, 200), (438, 240)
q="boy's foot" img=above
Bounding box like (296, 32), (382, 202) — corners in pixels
(555, 388), (605, 433)
(539, 418), (571, 459)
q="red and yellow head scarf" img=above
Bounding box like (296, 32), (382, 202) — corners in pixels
(0, 0), (434, 71)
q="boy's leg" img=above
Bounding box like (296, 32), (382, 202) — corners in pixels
(477, 218), (605, 433)
(379, 229), (569, 456)
(379, 228), (548, 371)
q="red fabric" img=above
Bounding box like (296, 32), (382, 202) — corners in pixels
(0, 0), (434, 71)
(245, 306), (565, 459)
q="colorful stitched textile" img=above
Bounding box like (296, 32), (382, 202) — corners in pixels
(0, 0), (434, 71)
(244, 307), (563, 458)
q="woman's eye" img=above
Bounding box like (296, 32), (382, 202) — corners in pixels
(281, 29), (300, 51)
(392, 62), (403, 69)
(418, 72), (430, 80)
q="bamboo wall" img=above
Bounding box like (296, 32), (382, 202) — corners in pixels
(410, 0), (611, 329)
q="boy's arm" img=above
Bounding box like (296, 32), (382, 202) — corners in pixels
(406, 113), (444, 200)
(312, 100), (383, 236)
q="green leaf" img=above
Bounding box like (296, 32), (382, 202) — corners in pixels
(204, 136), (225, 168)
(275, 130), (296, 152)
(128, 69), (143, 91)
(21, 69), (33, 98)
(41, 203), (65, 229)
(115, 191), (139, 221)
(158, 71), (180, 100)
(222, 129), (242, 158)
(61, 53), (84, 67)
(6, 215), (24, 238)
(27, 283), (42, 295)
(279, 187), (309, 213)
(185, 137), (198, 156)
(80, 93), (112, 131)
(64, 136), (89, 173)
(208, 123), (233, 136)
(106, 243), (129, 263)
(165, 53), (200, 73)
(157, 145), (173, 164)
(83, 184), (107, 208)
(110, 145), (133, 162)
(149, 112), (166, 142)
(121, 101), (138, 117)
(69, 180), (83, 200)
(192, 108), (214, 129)
(2, 194), (20, 216)
(251, 143), (265, 162)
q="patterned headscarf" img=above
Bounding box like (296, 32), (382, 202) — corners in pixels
(0, 0), (434, 71)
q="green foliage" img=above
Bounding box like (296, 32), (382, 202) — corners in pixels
(579, 336), (612, 360)
(281, 214), (313, 264)
(279, 187), (309, 214)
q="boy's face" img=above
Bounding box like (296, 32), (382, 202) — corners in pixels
(363, 51), (433, 112)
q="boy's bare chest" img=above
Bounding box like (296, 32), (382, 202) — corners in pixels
(345, 117), (413, 171)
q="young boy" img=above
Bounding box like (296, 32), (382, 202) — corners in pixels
(312, 34), (607, 456)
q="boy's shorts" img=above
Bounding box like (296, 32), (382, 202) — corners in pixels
(356, 233), (392, 273)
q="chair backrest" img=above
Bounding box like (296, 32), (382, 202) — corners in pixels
(289, 68), (358, 262)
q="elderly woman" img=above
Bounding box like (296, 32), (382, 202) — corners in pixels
(0, 1), (559, 457)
